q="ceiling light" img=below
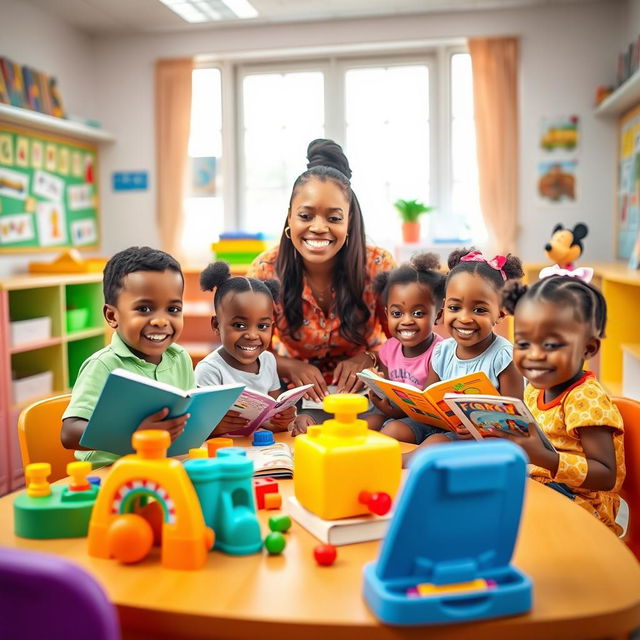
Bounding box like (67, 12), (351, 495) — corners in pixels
(157, 0), (257, 23)
(220, 0), (258, 19)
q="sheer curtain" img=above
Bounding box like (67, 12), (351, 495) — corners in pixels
(468, 38), (519, 255)
(155, 58), (194, 259)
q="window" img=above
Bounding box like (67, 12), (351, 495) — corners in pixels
(185, 47), (484, 254)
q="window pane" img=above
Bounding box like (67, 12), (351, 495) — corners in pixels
(451, 53), (485, 244)
(345, 65), (429, 248)
(242, 71), (324, 237)
(183, 68), (224, 262)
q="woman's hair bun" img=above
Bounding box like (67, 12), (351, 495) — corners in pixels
(306, 139), (352, 179)
(200, 261), (231, 292)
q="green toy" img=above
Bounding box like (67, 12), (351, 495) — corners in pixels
(14, 462), (99, 539)
(264, 531), (286, 555)
(268, 515), (291, 533)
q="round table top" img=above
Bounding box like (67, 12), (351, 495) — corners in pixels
(1, 435), (639, 640)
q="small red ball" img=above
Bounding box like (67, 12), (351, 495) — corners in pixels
(314, 543), (337, 566)
(368, 492), (392, 516)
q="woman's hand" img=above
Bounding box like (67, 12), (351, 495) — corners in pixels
(280, 358), (328, 402)
(333, 352), (372, 393)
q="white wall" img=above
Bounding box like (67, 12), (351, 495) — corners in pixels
(0, 0), (98, 275)
(0, 0), (629, 274)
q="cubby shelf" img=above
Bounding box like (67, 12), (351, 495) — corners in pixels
(0, 273), (109, 496)
(0, 104), (115, 143)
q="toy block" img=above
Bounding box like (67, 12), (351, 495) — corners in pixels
(264, 493), (282, 510)
(206, 437), (233, 457)
(185, 447), (262, 555)
(253, 477), (278, 509)
(189, 447), (208, 459)
(14, 462), (99, 539)
(294, 394), (401, 520)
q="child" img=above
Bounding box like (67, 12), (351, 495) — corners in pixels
(365, 253), (445, 443)
(410, 248), (524, 451)
(195, 261), (297, 434)
(61, 246), (195, 467)
(498, 274), (625, 534)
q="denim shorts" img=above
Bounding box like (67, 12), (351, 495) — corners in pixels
(384, 416), (459, 445)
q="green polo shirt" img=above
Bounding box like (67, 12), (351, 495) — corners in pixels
(63, 332), (196, 468)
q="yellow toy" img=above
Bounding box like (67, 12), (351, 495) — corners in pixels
(294, 394), (401, 520)
(87, 430), (214, 570)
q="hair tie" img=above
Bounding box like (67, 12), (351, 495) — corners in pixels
(538, 264), (593, 283)
(459, 250), (507, 281)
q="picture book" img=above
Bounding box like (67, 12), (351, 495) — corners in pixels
(356, 370), (499, 432)
(0, 57), (26, 108)
(244, 442), (293, 478)
(227, 384), (313, 437)
(79, 368), (244, 457)
(287, 496), (393, 545)
(444, 393), (557, 452)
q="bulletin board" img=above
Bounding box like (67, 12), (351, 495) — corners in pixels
(617, 104), (640, 259)
(0, 124), (100, 252)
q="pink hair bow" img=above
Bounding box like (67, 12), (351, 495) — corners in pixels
(460, 250), (507, 281)
(539, 264), (593, 283)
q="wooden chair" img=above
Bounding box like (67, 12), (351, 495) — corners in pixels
(612, 396), (640, 562)
(18, 393), (74, 483)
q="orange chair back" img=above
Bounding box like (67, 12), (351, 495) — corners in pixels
(18, 394), (74, 483)
(612, 396), (640, 561)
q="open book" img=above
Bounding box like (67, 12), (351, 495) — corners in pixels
(444, 393), (557, 452)
(79, 368), (244, 457)
(356, 369), (499, 433)
(243, 442), (293, 478)
(287, 496), (393, 545)
(228, 384), (313, 436)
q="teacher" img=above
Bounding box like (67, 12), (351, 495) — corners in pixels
(248, 138), (395, 404)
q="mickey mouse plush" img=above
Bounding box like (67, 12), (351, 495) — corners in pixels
(544, 223), (588, 269)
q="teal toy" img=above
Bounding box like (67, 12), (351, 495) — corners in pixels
(363, 440), (532, 625)
(14, 462), (99, 539)
(184, 447), (262, 555)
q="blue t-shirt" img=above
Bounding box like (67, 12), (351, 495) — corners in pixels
(431, 334), (513, 390)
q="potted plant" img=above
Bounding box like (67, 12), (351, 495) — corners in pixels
(393, 199), (434, 243)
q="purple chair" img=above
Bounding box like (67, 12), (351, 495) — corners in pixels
(0, 547), (120, 640)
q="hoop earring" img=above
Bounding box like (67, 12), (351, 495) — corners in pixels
(284, 226), (291, 239)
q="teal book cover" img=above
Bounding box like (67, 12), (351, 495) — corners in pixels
(80, 368), (244, 456)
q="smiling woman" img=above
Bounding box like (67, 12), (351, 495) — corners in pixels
(247, 139), (395, 412)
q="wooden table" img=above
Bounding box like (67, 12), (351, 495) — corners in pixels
(1, 436), (640, 640)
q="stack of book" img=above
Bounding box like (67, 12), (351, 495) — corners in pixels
(0, 56), (65, 117)
(211, 231), (270, 268)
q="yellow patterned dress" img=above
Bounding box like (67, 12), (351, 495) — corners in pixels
(525, 371), (625, 534)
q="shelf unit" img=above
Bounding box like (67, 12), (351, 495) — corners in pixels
(595, 71), (640, 118)
(0, 104), (115, 143)
(0, 273), (109, 495)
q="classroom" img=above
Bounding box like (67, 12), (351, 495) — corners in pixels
(1, 0), (640, 638)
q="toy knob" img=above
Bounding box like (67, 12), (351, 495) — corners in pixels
(323, 394), (368, 423)
(132, 430), (170, 459)
(252, 430), (275, 446)
(25, 462), (52, 498)
(67, 461), (92, 491)
(359, 491), (392, 516)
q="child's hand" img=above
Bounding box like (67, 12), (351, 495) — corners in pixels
(136, 407), (189, 442)
(487, 422), (547, 461)
(213, 410), (249, 436)
(268, 405), (297, 429)
(290, 413), (316, 436)
(370, 391), (394, 414)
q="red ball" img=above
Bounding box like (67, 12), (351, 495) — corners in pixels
(368, 492), (392, 516)
(314, 544), (337, 566)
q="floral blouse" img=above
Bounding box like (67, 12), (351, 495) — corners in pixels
(247, 245), (395, 376)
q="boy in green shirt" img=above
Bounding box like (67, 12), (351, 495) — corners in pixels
(61, 246), (195, 467)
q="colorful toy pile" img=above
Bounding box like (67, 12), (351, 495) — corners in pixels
(211, 231), (270, 268)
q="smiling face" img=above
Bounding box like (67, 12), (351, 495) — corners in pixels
(287, 177), (350, 268)
(386, 282), (437, 357)
(513, 298), (599, 396)
(442, 271), (504, 358)
(104, 270), (184, 365)
(213, 290), (274, 373)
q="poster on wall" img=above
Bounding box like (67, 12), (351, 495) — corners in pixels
(539, 115), (579, 153)
(537, 160), (578, 205)
(617, 107), (640, 260)
(191, 156), (217, 197)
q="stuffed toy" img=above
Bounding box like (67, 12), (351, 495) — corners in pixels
(540, 222), (592, 283)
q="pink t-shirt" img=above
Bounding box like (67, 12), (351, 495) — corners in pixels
(378, 334), (443, 389)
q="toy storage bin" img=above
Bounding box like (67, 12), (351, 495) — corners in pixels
(11, 371), (53, 405)
(65, 308), (90, 332)
(10, 317), (52, 347)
